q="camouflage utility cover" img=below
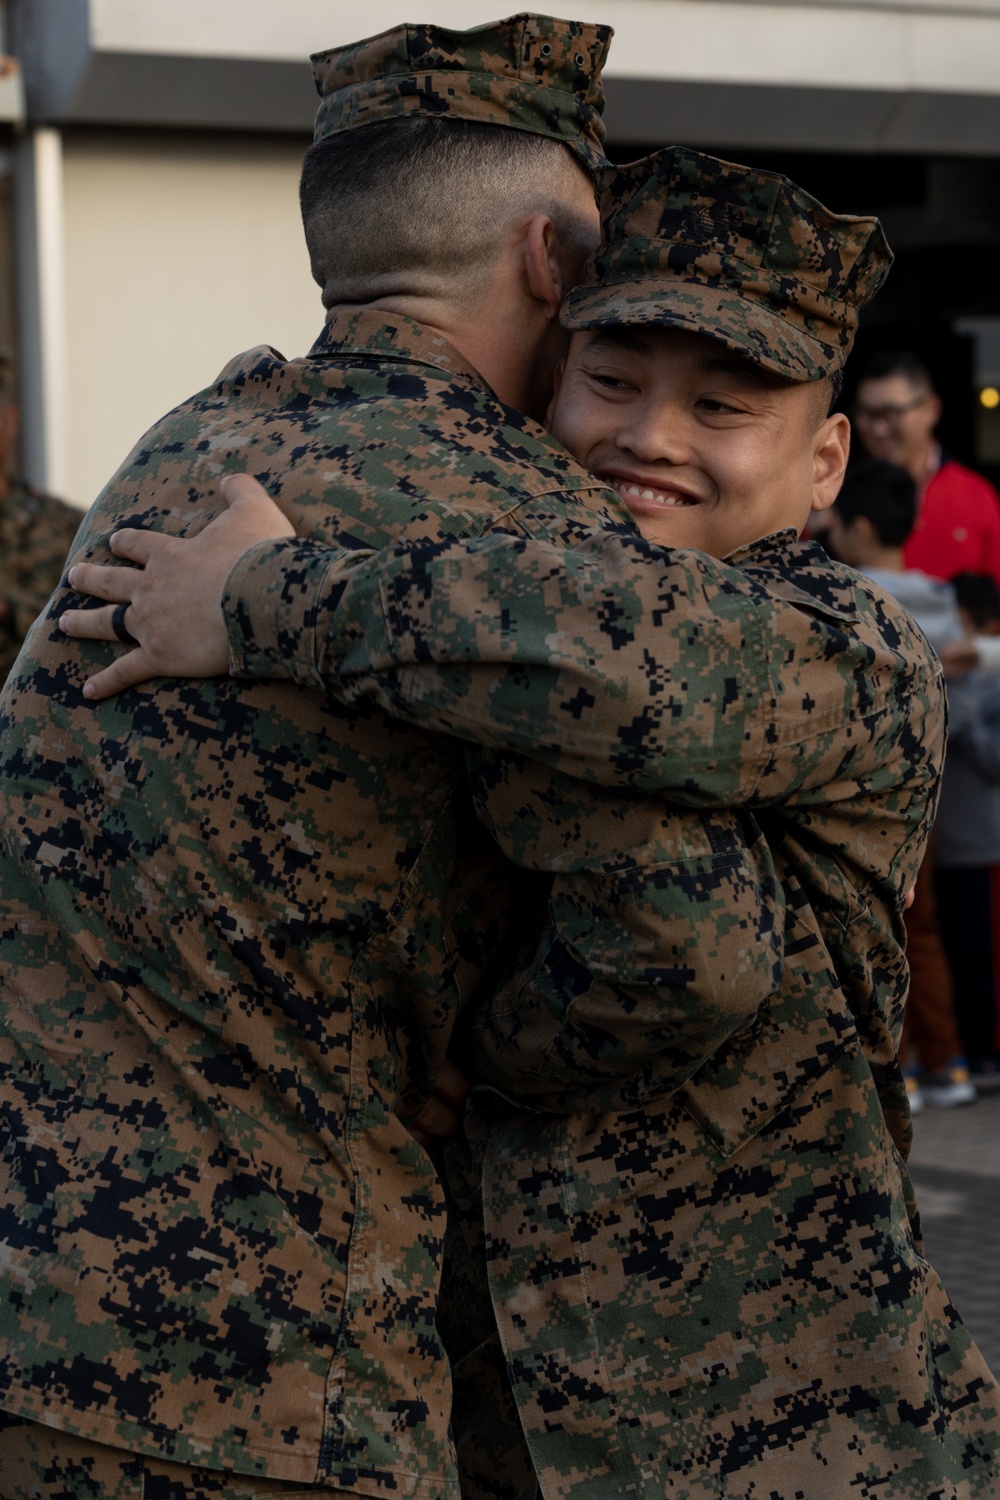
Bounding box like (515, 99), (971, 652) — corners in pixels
(311, 12), (612, 167)
(221, 524), (1000, 1497)
(562, 148), (893, 379)
(0, 478), (81, 684)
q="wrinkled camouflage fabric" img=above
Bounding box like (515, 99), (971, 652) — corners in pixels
(475, 1055), (999, 1500)
(0, 1410), (351, 1499)
(0, 477), (81, 684)
(562, 148), (892, 380)
(1, 310), (776, 1496)
(221, 527), (1000, 1496)
(311, 13), (612, 169)
(221, 530), (937, 1128)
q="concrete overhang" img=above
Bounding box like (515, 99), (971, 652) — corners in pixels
(10, 0), (1000, 153)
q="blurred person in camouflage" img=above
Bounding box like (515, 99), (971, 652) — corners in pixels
(854, 349), (1000, 591)
(64, 151), (1000, 1499)
(0, 15), (622, 1500)
(0, 357), (80, 683)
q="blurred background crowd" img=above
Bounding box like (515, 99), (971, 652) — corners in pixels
(816, 352), (1000, 1112)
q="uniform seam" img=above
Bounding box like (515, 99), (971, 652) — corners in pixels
(741, 593), (774, 805)
(554, 1123), (659, 1498)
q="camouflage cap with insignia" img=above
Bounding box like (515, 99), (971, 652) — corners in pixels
(310, 13), (613, 169)
(562, 148), (893, 380)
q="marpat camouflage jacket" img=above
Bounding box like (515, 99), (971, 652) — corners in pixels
(218, 525), (999, 1497)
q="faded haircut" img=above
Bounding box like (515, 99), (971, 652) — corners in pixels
(300, 117), (598, 309)
(819, 367), (844, 422)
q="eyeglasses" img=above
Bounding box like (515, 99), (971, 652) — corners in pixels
(853, 395), (930, 427)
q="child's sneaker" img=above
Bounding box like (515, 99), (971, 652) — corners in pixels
(922, 1061), (978, 1108)
(905, 1073), (925, 1115)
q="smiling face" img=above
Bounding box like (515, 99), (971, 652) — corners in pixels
(548, 326), (851, 557)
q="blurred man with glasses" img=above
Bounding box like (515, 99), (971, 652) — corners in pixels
(854, 349), (1000, 591)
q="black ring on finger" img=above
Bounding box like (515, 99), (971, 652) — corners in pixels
(111, 602), (139, 647)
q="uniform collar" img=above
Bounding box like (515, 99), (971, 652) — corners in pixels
(723, 527), (799, 566)
(309, 308), (492, 391)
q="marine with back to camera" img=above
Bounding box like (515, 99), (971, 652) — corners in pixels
(0, 15), (626, 1498)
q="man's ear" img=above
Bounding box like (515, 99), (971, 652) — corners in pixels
(811, 412), (851, 516)
(523, 215), (564, 320)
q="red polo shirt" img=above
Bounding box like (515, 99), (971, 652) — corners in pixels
(903, 457), (1000, 588)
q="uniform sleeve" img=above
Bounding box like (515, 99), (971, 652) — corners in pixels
(223, 532), (770, 804)
(223, 528), (940, 813)
(456, 753), (785, 1112)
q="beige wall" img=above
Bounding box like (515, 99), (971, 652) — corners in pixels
(42, 0), (1000, 506)
(61, 131), (322, 507)
(87, 0), (1000, 88)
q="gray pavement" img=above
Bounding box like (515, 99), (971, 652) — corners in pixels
(907, 1086), (1000, 1376)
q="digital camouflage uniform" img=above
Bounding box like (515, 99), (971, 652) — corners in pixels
(0, 476), (81, 684)
(210, 152), (1000, 1498)
(0, 14), (622, 1499)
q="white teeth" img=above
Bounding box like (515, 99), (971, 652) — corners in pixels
(614, 480), (694, 508)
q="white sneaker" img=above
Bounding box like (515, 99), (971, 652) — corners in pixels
(922, 1063), (977, 1109)
(905, 1075), (925, 1115)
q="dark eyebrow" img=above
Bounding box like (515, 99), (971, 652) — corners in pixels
(584, 329), (787, 391)
(694, 352), (777, 389)
(582, 328), (653, 358)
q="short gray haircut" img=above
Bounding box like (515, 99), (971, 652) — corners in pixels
(300, 118), (598, 309)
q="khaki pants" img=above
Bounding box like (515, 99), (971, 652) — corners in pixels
(902, 838), (965, 1072)
(0, 1412), (364, 1500)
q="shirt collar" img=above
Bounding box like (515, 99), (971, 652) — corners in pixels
(309, 308), (492, 391)
(724, 527), (799, 567)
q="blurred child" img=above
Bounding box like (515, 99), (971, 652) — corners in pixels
(826, 459), (977, 1108)
(934, 572), (1000, 1088)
